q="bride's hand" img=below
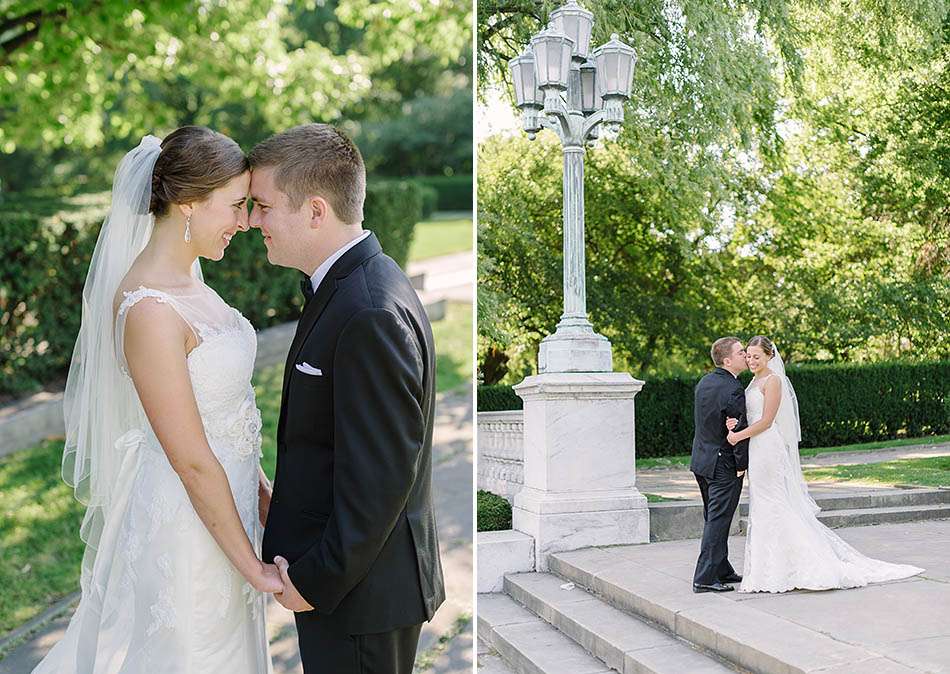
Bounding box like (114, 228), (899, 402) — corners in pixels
(249, 561), (284, 594)
(726, 430), (740, 446)
(725, 417), (738, 431)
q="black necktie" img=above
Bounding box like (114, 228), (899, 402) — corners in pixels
(300, 277), (315, 301)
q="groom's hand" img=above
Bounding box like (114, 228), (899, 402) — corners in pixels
(273, 556), (314, 612)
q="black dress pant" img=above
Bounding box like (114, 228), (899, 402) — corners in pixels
(293, 611), (422, 674)
(693, 455), (744, 585)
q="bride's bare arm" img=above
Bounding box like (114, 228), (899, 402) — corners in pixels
(123, 299), (281, 594)
(727, 376), (782, 444)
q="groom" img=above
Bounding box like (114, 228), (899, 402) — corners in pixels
(690, 337), (749, 593)
(249, 123), (445, 673)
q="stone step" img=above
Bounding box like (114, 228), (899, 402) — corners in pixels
(547, 548), (900, 674)
(739, 503), (950, 533)
(503, 572), (739, 673)
(737, 487), (950, 516)
(477, 593), (612, 674)
(650, 488), (950, 541)
(478, 635), (518, 674)
(479, 652), (519, 674)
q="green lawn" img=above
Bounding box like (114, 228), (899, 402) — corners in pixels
(0, 438), (85, 635)
(431, 300), (473, 394)
(408, 217), (473, 262)
(636, 434), (950, 471)
(803, 456), (950, 487)
(644, 493), (686, 503)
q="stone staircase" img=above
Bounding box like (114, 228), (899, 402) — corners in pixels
(649, 486), (950, 542)
(478, 573), (743, 674)
(479, 519), (941, 674)
(737, 487), (950, 534)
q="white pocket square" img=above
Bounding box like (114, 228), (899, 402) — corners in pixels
(295, 362), (323, 376)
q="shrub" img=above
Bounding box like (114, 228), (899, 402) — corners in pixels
(477, 384), (524, 412)
(416, 175), (472, 211)
(417, 183), (439, 220)
(477, 361), (950, 456)
(477, 489), (512, 532)
(0, 180), (423, 398)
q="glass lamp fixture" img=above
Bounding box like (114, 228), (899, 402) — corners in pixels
(530, 27), (575, 90)
(549, 0), (594, 59)
(579, 57), (598, 113)
(593, 33), (637, 99)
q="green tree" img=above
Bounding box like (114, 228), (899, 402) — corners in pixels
(477, 0), (949, 381)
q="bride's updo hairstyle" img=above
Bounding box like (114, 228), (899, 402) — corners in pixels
(747, 335), (775, 358)
(149, 126), (248, 218)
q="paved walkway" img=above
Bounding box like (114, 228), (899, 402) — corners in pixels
(638, 443), (950, 501)
(0, 389), (473, 674)
(408, 251), (473, 305)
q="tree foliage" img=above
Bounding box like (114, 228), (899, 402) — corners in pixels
(477, 0), (950, 382)
(0, 0), (472, 190)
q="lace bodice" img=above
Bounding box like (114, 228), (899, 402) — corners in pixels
(115, 284), (262, 462)
(744, 374), (774, 425)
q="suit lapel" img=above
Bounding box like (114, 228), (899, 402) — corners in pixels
(276, 232), (383, 444)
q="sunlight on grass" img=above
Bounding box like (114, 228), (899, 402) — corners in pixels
(409, 217), (473, 262)
(803, 456), (950, 487)
(636, 434), (950, 470)
(0, 439), (85, 634)
(432, 301), (473, 394)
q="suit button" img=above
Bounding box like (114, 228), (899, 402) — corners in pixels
(718, 452), (722, 456)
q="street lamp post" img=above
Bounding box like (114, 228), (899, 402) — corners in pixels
(509, 2), (636, 373)
(505, 1), (650, 570)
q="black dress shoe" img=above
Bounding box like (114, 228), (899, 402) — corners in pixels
(719, 573), (743, 584)
(693, 582), (735, 593)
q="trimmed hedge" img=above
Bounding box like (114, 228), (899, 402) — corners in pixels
(417, 183), (439, 220)
(0, 180), (423, 398)
(477, 361), (950, 456)
(477, 489), (512, 532)
(415, 175), (472, 211)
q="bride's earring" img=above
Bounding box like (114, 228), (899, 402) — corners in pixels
(184, 213), (192, 243)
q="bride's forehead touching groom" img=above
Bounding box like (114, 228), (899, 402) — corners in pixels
(248, 123), (446, 674)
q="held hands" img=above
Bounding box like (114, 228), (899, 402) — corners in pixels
(725, 419), (746, 476)
(250, 560), (284, 594)
(273, 556), (315, 612)
(725, 417), (741, 446)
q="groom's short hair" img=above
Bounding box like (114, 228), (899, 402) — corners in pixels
(248, 123), (365, 224)
(711, 337), (740, 367)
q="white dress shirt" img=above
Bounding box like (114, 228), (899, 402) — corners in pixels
(309, 230), (372, 294)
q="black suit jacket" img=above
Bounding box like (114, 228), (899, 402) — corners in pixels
(689, 367), (750, 478)
(262, 232), (445, 634)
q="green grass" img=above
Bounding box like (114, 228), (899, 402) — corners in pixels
(803, 456), (950, 487)
(0, 438), (85, 634)
(798, 434), (950, 457)
(408, 217), (472, 262)
(636, 434), (950, 470)
(644, 493), (687, 502)
(432, 301), (473, 394)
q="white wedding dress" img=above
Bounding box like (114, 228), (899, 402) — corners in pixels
(740, 372), (924, 593)
(34, 284), (272, 673)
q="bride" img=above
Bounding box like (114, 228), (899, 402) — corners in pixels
(34, 127), (279, 672)
(725, 335), (924, 593)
